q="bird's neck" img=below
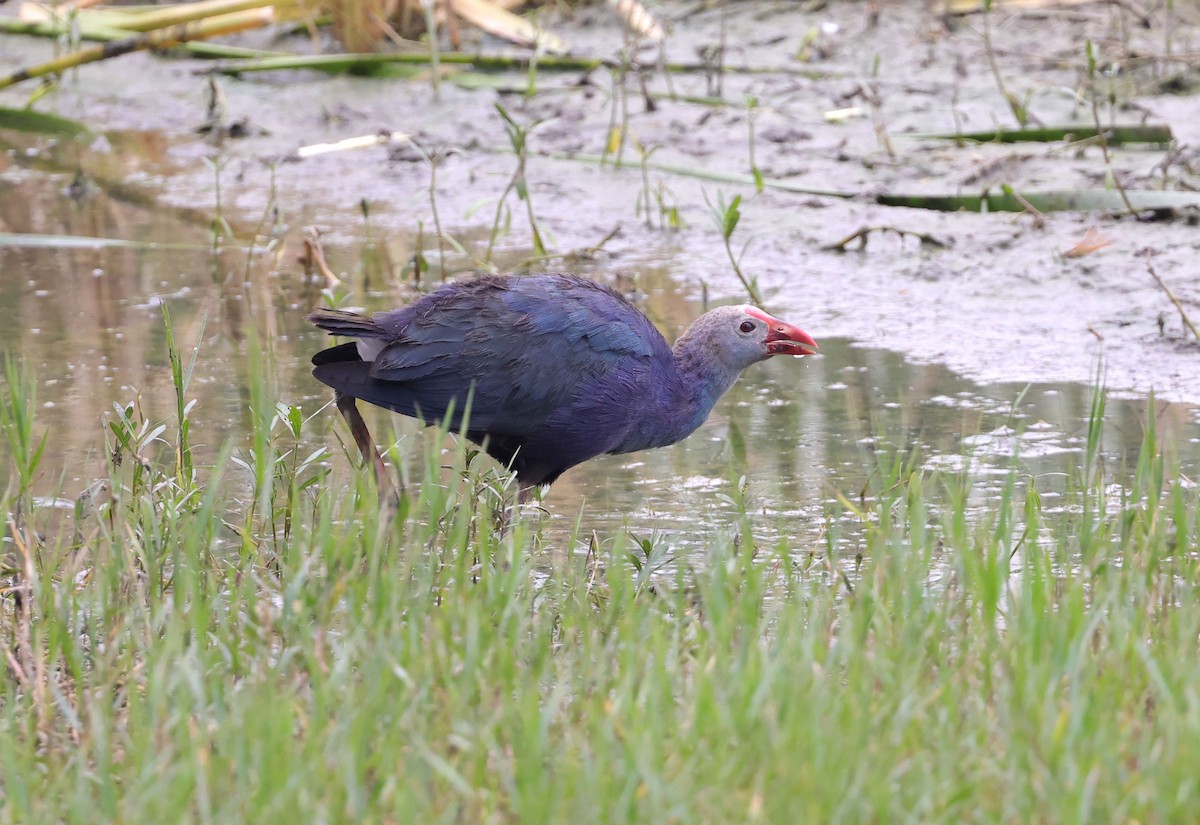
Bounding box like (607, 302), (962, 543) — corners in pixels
(669, 339), (743, 433)
(614, 337), (743, 454)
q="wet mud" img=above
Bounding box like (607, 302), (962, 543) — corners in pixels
(1, 4), (1197, 392)
(5, 1), (1200, 401)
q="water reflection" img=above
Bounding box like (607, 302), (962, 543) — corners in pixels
(3, 149), (1197, 561)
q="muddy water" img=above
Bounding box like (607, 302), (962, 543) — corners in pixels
(3, 159), (1197, 558)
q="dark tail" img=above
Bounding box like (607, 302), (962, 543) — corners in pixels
(311, 341), (361, 368)
(310, 344), (432, 422)
(307, 308), (388, 339)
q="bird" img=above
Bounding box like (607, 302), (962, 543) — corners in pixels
(309, 274), (817, 500)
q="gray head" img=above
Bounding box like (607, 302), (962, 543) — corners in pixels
(644, 304), (819, 446)
(674, 304), (819, 375)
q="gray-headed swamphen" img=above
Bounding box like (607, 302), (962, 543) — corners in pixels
(309, 274), (818, 499)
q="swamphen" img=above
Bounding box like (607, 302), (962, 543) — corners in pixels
(309, 274), (817, 498)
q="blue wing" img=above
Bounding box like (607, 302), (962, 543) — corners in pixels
(311, 275), (670, 446)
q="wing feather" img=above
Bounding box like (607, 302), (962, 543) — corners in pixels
(310, 274), (672, 442)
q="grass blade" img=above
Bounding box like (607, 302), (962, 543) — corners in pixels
(918, 123), (1173, 146)
(0, 107), (88, 137)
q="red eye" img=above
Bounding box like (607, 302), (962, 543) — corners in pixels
(739, 320), (755, 333)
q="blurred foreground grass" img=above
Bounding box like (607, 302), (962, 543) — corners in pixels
(1, 338), (1198, 824)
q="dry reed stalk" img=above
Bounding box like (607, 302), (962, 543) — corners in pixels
(451, 0), (567, 52)
(330, 0), (403, 52)
(941, 0), (1100, 12)
(0, 7), (275, 90)
(609, 0), (663, 41)
(56, 0), (108, 10)
(103, 0), (297, 32)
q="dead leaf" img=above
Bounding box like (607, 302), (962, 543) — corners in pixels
(1063, 227), (1112, 258)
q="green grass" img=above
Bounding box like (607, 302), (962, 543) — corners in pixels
(1, 346), (1199, 824)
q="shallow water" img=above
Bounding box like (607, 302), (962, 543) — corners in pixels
(3, 162), (1198, 560)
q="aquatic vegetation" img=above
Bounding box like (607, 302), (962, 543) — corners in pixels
(485, 103), (548, 266)
(705, 189), (762, 305)
(1, 325), (1199, 822)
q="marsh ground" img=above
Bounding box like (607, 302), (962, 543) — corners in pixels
(3, 0), (1200, 403)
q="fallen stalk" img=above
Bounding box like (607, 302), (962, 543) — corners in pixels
(941, 0), (1104, 14)
(295, 132), (412, 159)
(65, 0), (294, 32)
(919, 124), (1173, 146)
(1001, 183), (1047, 226)
(0, 232), (209, 251)
(544, 150), (849, 199)
(0, 18), (131, 40)
(1147, 262), (1200, 341)
(822, 226), (949, 251)
(194, 52), (828, 77)
(15, 0), (297, 32)
(472, 79), (749, 109)
(0, 9), (279, 58)
(540, 151), (1200, 214)
(0, 9), (275, 90)
(873, 188), (1198, 212)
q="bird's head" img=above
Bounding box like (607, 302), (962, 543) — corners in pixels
(681, 304), (818, 372)
(673, 303), (818, 385)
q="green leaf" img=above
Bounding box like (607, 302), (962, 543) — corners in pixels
(287, 406), (303, 440)
(916, 123), (1172, 146)
(724, 195), (742, 238)
(0, 106), (88, 136)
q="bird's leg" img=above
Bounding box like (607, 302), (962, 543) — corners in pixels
(493, 483), (539, 536)
(493, 499), (514, 537)
(335, 391), (399, 503)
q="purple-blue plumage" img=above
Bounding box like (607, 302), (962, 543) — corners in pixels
(309, 274), (817, 491)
